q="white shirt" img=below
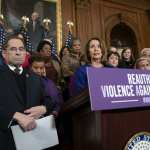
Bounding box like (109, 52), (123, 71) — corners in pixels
(8, 65), (23, 74)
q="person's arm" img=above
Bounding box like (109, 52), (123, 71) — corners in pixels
(24, 77), (53, 119)
(74, 66), (88, 93)
(47, 80), (63, 117)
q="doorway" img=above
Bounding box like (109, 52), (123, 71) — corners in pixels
(110, 22), (138, 58)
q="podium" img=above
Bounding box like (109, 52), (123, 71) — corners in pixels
(62, 89), (150, 150)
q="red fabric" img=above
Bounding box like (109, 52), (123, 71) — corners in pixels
(22, 54), (30, 68)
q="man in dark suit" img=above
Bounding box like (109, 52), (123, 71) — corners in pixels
(27, 12), (45, 51)
(0, 35), (52, 150)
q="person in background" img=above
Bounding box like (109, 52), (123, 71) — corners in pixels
(140, 48), (150, 58)
(59, 46), (71, 100)
(119, 47), (135, 68)
(70, 37), (105, 95)
(0, 35), (52, 150)
(59, 46), (70, 61)
(29, 54), (63, 117)
(107, 46), (117, 53)
(135, 57), (150, 70)
(27, 12), (44, 51)
(105, 51), (120, 68)
(71, 37), (85, 66)
(37, 40), (61, 87)
(62, 38), (85, 79)
(60, 46), (71, 80)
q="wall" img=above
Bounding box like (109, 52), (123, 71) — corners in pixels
(61, 0), (150, 53)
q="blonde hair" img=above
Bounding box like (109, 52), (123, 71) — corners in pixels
(135, 57), (150, 69)
(140, 48), (150, 56)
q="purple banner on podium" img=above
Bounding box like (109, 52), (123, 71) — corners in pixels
(87, 67), (150, 111)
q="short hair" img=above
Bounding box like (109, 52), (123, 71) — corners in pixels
(29, 54), (46, 65)
(135, 57), (150, 69)
(2, 35), (25, 50)
(72, 37), (81, 43)
(71, 37), (81, 50)
(107, 51), (120, 60)
(36, 40), (52, 52)
(85, 37), (105, 63)
(140, 48), (150, 56)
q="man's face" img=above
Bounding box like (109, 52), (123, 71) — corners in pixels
(2, 39), (26, 66)
(31, 12), (39, 21)
(31, 61), (45, 76)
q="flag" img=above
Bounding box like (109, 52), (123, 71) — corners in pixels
(50, 38), (60, 63)
(0, 24), (6, 51)
(20, 27), (33, 52)
(65, 30), (73, 49)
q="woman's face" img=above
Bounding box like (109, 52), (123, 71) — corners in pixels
(40, 44), (51, 57)
(107, 54), (119, 67)
(142, 50), (150, 58)
(138, 60), (150, 70)
(62, 47), (70, 56)
(89, 40), (102, 61)
(123, 49), (132, 60)
(72, 40), (81, 54)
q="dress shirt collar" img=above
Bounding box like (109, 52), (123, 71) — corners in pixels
(8, 65), (23, 74)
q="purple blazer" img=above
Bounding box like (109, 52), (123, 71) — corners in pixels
(42, 77), (63, 113)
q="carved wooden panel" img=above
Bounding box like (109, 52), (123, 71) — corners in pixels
(61, 0), (150, 53)
(76, 0), (91, 8)
(103, 1), (141, 54)
(61, 0), (76, 44)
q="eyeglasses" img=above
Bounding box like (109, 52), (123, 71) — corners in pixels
(8, 47), (26, 52)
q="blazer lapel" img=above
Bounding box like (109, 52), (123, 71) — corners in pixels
(5, 68), (25, 106)
(25, 71), (34, 107)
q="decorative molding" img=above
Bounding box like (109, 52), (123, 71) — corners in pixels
(104, 12), (139, 49)
(56, 0), (62, 52)
(76, 0), (91, 8)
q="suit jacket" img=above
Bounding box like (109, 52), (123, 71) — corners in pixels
(27, 20), (44, 51)
(0, 65), (52, 150)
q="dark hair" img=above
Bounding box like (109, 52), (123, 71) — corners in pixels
(121, 47), (134, 61)
(59, 46), (70, 60)
(2, 35), (25, 50)
(29, 54), (46, 65)
(36, 40), (52, 52)
(71, 37), (81, 52)
(107, 51), (120, 60)
(85, 37), (105, 63)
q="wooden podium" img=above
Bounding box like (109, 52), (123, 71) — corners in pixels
(61, 89), (150, 150)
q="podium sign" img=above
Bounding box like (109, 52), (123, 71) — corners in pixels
(87, 67), (150, 111)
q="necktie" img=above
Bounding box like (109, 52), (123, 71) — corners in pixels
(33, 22), (36, 32)
(14, 67), (21, 75)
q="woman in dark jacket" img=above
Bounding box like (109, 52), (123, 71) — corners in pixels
(119, 47), (135, 68)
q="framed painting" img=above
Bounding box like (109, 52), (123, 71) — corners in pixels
(1, 0), (62, 51)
